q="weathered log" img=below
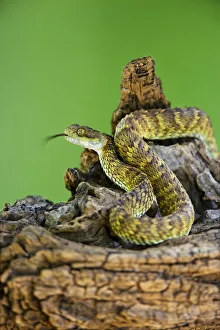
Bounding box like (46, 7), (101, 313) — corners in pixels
(0, 57), (219, 329)
(0, 223), (220, 329)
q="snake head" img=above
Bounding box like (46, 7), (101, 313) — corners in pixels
(65, 124), (106, 152)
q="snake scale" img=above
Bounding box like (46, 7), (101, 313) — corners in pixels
(52, 57), (219, 245)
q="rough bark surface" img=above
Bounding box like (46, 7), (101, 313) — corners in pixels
(0, 57), (220, 330)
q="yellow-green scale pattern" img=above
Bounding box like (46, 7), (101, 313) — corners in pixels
(102, 107), (218, 245)
(64, 107), (218, 245)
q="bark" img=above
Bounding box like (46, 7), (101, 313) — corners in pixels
(0, 56), (220, 330)
(0, 224), (220, 330)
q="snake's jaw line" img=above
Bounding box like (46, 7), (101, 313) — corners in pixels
(65, 136), (103, 153)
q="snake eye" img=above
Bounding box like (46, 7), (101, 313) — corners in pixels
(77, 128), (85, 137)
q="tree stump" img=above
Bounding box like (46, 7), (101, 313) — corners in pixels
(0, 57), (220, 330)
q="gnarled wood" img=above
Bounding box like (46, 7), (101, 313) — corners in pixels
(0, 225), (220, 329)
(0, 56), (219, 329)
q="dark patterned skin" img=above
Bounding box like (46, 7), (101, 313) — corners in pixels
(64, 105), (218, 245)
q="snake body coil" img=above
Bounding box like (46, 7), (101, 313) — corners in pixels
(64, 107), (218, 245)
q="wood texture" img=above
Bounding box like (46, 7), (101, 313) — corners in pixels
(1, 224), (220, 329)
(0, 56), (219, 329)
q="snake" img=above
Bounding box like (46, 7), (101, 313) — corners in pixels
(49, 106), (218, 245)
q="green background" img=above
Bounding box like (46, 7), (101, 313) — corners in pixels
(0, 0), (220, 209)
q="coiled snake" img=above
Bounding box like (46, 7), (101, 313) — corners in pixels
(51, 58), (219, 245)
